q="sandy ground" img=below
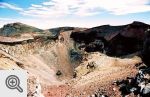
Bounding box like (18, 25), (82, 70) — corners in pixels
(42, 53), (142, 97)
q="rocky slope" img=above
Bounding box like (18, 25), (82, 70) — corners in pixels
(71, 21), (150, 56)
(0, 22), (43, 36)
(0, 22), (150, 97)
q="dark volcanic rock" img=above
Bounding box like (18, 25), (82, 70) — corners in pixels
(115, 66), (150, 97)
(142, 29), (150, 65)
(70, 21), (150, 56)
(121, 21), (149, 40)
(107, 34), (143, 56)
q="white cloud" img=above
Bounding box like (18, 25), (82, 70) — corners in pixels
(18, 0), (150, 18)
(95, 0), (150, 15)
(31, 4), (43, 8)
(1, 0), (150, 18)
(0, 2), (23, 11)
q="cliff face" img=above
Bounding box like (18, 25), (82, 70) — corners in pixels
(0, 31), (78, 78)
(0, 24), (80, 96)
(71, 21), (150, 56)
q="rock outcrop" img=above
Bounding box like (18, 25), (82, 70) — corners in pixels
(71, 21), (150, 56)
(142, 29), (150, 65)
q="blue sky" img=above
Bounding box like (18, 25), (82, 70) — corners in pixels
(0, 0), (150, 29)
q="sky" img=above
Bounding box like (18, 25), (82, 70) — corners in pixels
(0, 0), (150, 29)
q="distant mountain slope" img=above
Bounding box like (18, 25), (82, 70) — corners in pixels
(0, 22), (43, 36)
(47, 27), (84, 38)
(0, 22), (86, 39)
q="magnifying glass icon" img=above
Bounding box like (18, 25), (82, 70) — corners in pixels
(5, 75), (23, 93)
